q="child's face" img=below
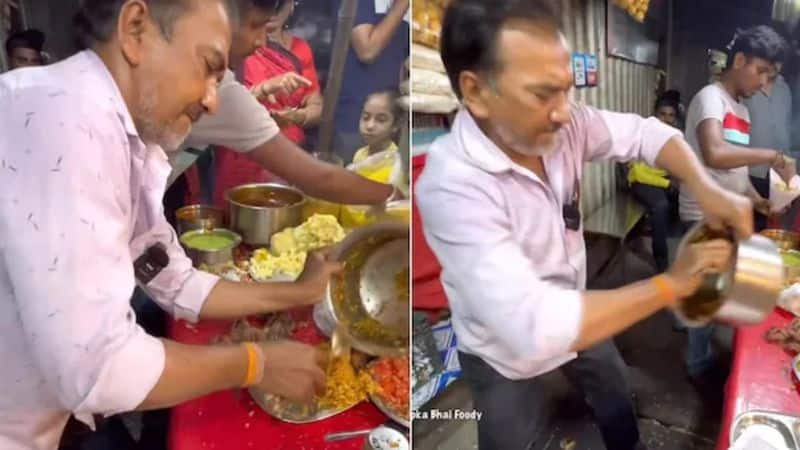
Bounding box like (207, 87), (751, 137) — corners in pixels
(359, 94), (397, 147)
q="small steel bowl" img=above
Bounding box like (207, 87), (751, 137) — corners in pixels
(325, 222), (409, 356)
(179, 228), (242, 268)
(175, 204), (224, 236)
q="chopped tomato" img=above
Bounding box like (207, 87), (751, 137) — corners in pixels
(371, 355), (409, 416)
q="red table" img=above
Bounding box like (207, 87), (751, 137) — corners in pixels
(716, 308), (800, 449)
(167, 307), (387, 450)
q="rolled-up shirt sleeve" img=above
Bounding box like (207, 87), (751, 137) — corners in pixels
(419, 181), (584, 364)
(132, 216), (220, 323)
(573, 104), (681, 166)
(2, 97), (164, 418)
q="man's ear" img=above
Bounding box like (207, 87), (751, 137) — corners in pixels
(460, 71), (491, 119)
(117, 0), (154, 66)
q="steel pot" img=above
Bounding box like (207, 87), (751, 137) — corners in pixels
(674, 223), (783, 327)
(226, 183), (306, 246)
(179, 228), (242, 268)
(175, 204), (224, 236)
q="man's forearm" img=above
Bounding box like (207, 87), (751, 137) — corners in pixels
(654, 136), (717, 193)
(249, 135), (393, 205)
(300, 165), (393, 204)
(198, 279), (317, 320)
(704, 143), (777, 170)
(138, 340), (246, 410)
(572, 277), (669, 352)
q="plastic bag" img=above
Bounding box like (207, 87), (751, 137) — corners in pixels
(411, 44), (446, 73)
(408, 92), (459, 114)
(412, 0), (444, 49)
(347, 148), (405, 187)
(412, 68), (454, 97)
(769, 168), (800, 213)
(341, 150), (407, 228)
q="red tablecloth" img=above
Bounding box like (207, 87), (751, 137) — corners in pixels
(167, 307), (387, 450)
(716, 308), (800, 449)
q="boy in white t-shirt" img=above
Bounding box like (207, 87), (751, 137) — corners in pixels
(679, 25), (796, 391)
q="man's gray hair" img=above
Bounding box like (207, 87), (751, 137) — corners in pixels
(73, 0), (240, 50)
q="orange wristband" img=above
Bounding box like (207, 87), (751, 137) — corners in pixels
(241, 342), (265, 387)
(652, 275), (678, 304)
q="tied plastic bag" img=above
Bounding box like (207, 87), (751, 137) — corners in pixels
(405, 92), (459, 114)
(769, 168), (800, 213)
(412, 0), (445, 49)
(411, 44), (446, 73)
(341, 150), (407, 228)
(348, 149), (405, 187)
(412, 68), (454, 97)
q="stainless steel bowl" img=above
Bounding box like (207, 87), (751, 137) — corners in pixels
(325, 222), (409, 356)
(674, 223), (783, 327)
(226, 183), (305, 246)
(175, 204), (224, 236)
(179, 228), (242, 268)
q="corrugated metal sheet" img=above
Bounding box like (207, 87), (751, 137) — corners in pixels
(565, 0), (658, 216)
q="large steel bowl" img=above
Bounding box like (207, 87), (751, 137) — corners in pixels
(675, 223), (783, 327)
(226, 183), (305, 246)
(325, 222), (409, 356)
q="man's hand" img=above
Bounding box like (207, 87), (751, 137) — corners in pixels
(255, 341), (326, 404)
(775, 155), (797, 184)
(667, 239), (734, 302)
(691, 183), (753, 240)
(251, 73), (312, 103)
(273, 108), (307, 127)
(752, 196), (772, 216)
(296, 250), (344, 303)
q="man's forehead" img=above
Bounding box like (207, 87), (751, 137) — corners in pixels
(172, 2), (232, 51)
(495, 23), (570, 64)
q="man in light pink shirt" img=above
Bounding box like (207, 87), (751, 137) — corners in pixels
(0, 1), (340, 449)
(416, 1), (748, 449)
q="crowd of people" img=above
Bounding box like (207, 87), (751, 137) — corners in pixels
(415, 1), (798, 450)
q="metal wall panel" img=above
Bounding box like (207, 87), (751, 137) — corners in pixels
(566, 0), (658, 216)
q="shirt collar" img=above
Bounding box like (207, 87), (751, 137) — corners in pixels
(452, 108), (518, 174)
(82, 50), (139, 138)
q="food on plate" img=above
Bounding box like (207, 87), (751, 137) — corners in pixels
(181, 232), (237, 251)
(765, 318), (800, 353)
(212, 315), (293, 345)
(317, 355), (377, 410)
(369, 355), (410, 419)
(249, 248), (307, 280)
(199, 261), (251, 282)
(271, 213), (346, 254)
(250, 214), (346, 281)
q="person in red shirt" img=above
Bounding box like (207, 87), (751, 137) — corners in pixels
(212, 0), (323, 208)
